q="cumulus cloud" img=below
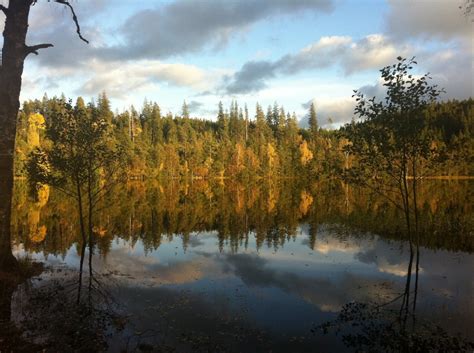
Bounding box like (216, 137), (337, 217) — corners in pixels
(341, 34), (407, 74)
(223, 34), (408, 94)
(385, 0), (472, 41)
(77, 60), (212, 98)
(301, 97), (355, 128)
(13, 0), (337, 104)
(24, 0), (334, 69)
(300, 40), (473, 127)
(280, 36), (352, 74)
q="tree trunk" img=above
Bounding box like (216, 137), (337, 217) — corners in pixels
(0, 0), (33, 271)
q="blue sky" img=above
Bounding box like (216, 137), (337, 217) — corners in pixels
(1, 0), (472, 126)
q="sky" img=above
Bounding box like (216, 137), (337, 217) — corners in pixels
(1, 0), (472, 127)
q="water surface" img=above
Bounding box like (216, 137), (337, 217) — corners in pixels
(7, 180), (474, 352)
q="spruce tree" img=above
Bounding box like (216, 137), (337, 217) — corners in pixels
(308, 102), (318, 136)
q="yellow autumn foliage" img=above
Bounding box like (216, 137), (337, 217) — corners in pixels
(93, 226), (107, 237)
(299, 140), (313, 166)
(30, 225), (47, 243)
(204, 185), (214, 200)
(299, 190), (314, 216)
(29, 113), (45, 126)
(267, 143), (277, 169)
(27, 113), (45, 147)
(230, 143), (246, 174)
(36, 184), (50, 207)
(28, 208), (47, 243)
(267, 188), (278, 213)
(235, 187), (245, 214)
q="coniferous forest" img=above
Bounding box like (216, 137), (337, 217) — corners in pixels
(15, 94), (474, 180)
(1, 1), (473, 352)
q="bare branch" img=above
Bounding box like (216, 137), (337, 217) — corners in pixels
(0, 5), (8, 15)
(55, 0), (89, 44)
(25, 43), (54, 56)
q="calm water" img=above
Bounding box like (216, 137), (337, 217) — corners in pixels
(6, 180), (474, 352)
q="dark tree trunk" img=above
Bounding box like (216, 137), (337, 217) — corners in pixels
(0, 0), (33, 271)
(0, 278), (16, 348)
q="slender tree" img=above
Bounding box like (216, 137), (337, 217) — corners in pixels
(344, 57), (443, 238)
(26, 98), (124, 300)
(343, 56), (444, 317)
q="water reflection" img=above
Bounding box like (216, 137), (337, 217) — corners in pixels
(11, 180), (474, 255)
(4, 180), (474, 352)
(317, 240), (474, 352)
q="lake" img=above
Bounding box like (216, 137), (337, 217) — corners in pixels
(5, 179), (474, 352)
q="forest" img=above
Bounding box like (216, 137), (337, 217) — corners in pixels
(1, 1), (473, 352)
(11, 178), (473, 258)
(14, 94), (474, 181)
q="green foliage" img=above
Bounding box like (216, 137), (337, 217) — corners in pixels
(26, 97), (125, 250)
(342, 57), (451, 237)
(26, 98), (123, 195)
(345, 57), (444, 182)
(14, 88), (472, 182)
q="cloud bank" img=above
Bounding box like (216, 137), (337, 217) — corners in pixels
(223, 34), (408, 94)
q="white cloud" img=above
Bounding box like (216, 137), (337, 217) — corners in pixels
(280, 35), (352, 74)
(78, 60), (214, 97)
(300, 96), (355, 128)
(343, 34), (407, 74)
(377, 261), (424, 277)
(314, 237), (361, 254)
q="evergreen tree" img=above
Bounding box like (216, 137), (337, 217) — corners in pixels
(97, 91), (113, 123)
(182, 100), (190, 119)
(308, 102), (318, 136)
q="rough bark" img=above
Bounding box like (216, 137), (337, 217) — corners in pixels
(0, 0), (34, 271)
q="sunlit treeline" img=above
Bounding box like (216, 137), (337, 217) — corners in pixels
(14, 94), (474, 179)
(11, 179), (473, 258)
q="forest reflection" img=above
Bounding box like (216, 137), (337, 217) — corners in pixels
(11, 179), (473, 256)
(3, 179), (473, 352)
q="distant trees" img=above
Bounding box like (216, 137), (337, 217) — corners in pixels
(15, 93), (472, 184)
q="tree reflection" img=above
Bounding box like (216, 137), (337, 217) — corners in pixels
(13, 239), (122, 351)
(316, 241), (474, 352)
(0, 171), (18, 271)
(11, 179), (474, 257)
(3, 179), (473, 351)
